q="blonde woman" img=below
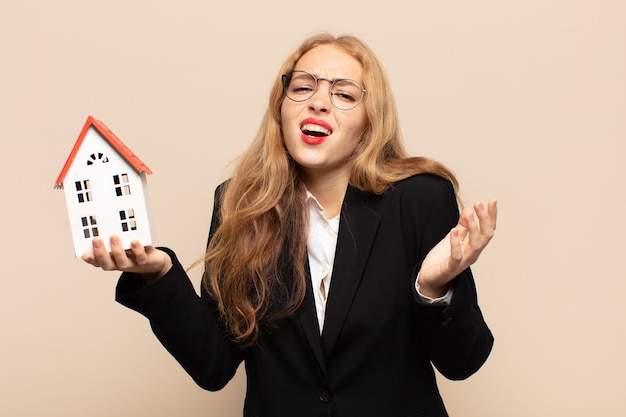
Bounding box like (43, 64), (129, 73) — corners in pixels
(84, 33), (497, 417)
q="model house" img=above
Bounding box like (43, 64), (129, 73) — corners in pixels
(55, 116), (154, 257)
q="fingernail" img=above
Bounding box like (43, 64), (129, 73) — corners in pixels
(93, 239), (101, 249)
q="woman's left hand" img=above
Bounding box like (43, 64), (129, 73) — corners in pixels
(418, 200), (498, 298)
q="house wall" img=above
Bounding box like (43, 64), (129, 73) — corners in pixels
(62, 127), (153, 256)
(1, 1), (625, 417)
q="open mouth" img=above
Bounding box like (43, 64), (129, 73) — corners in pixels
(301, 123), (332, 137)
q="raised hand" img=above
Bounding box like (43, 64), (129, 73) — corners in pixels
(418, 200), (497, 298)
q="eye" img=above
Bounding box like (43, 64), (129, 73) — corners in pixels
(287, 72), (316, 95)
(332, 91), (357, 102)
(331, 80), (362, 103)
(291, 84), (314, 94)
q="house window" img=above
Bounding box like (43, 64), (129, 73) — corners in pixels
(119, 209), (137, 232)
(75, 180), (93, 203)
(87, 152), (109, 165)
(113, 173), (131, 196)
(81, 215), (99, 239)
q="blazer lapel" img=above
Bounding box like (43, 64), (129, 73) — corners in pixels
(321, 186), (380, 358)
(294, 257), (327, 376)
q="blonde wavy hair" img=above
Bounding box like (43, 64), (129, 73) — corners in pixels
(202, 33), (458, 347)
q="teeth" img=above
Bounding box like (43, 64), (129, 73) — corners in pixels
(301, 123), (331, 136)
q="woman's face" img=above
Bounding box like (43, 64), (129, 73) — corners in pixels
(281, 44), (367, 183)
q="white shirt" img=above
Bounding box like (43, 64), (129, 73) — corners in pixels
(305, 191), (452, 334)
(306, 191), (340, 333)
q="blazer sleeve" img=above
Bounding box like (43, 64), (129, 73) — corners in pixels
(403, 175), (494, 380)
(115, 183), (244, 391)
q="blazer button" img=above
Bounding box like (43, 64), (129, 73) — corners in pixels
(441, 316), (453, 327)
(319, 390), (331, 403)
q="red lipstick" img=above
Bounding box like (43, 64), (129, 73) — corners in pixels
(300, 118), (333, 145)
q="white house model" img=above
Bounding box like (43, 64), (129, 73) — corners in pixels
(55, 116), (154, 257)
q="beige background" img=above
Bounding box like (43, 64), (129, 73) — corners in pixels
(1, 0), (624, 416)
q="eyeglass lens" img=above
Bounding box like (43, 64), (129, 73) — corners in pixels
(284, 71), (365, 110)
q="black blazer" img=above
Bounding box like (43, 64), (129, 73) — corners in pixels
(117, 174), (493, 417)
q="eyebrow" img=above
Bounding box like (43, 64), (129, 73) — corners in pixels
(293, 70), (362, 84)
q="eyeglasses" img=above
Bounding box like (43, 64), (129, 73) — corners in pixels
(282, 70), (367, 111)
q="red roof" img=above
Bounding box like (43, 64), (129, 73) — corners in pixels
(54, 116), (152, 187)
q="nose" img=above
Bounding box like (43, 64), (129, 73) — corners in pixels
(308, 79), (333, 113)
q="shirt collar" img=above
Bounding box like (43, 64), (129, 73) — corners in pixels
(305, 189), (340, 229)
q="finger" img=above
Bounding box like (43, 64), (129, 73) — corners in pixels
(129, 240), (149, 266)
(81, 251), (100, 268)
(457, 207), (473, 240)
(465, 208), (482, 249)
(449, 228), (463, 265)
(474, 201), (495, 241)
(92, 238), (118, 270)
(488, 199), (498, 230)
(109, 235), (133, 270)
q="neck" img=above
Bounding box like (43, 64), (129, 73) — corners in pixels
(302, 168), (350, 219)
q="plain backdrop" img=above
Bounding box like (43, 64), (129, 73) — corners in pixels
(1, 1), (625, 416)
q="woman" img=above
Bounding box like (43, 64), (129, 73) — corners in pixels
(84, 33), (497, 417)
